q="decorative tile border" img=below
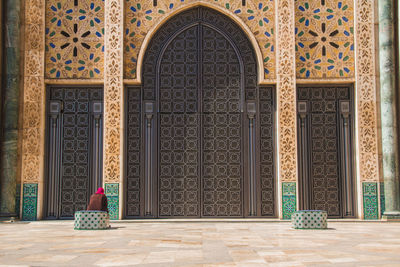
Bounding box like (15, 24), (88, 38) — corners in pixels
(363, 182), (379, 220)
(105, 183), (119, 220)
(282, 182), (297, 220)
(22, 184), (38, 221)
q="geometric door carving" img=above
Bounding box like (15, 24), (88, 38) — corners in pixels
(126, 7), (276, 218)
(45, 86), (103, 219)
(297, 85), (355, 218)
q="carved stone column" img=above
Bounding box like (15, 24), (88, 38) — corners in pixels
(378, 0), (400, 219)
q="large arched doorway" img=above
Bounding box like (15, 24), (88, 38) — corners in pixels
(126, 7), (275, 218)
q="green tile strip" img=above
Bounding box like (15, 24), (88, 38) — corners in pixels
(105, 183), (119, 220)
(22, 184), (38, 221)
(363, 182), (379, 220)
(282, 182), (296, 220)
(380, 182), (385, 216)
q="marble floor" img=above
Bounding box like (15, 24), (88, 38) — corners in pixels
(0, 221), (399, 267)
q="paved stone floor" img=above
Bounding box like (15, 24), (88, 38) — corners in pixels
(0, 221), (399, 266)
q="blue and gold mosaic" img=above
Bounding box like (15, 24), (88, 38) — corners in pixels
(45, 0), (104, 79)
(124, 0), (275, 80)
(295, 0), (354, 78)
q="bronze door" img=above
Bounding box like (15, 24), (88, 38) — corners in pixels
(126, 7), (276, 218)
(45, 86), (103, 219)
(297, 85), (355, 218)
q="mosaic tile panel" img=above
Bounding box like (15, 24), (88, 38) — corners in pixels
(363, 182), (378, 220)
(105, 183), (119, 220)
(45, 0), (104, 79)
(295, 0), (355, 78)
(22, 184), (38, 221)
(282, 182), (296, 220)
(124, 0), (275, 80)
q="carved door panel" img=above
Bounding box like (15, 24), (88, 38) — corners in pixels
(297, 85), (355, 218)
(46, 86), (103, 219)
(126, 7), (276, 218)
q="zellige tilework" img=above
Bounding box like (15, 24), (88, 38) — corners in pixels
(282, 182), (296, 220)
(295, 0), (355, 78)
(105, 183), (119, 220)
(363, 182), (379, 220)
(45, 0), (104, 79)
(22, 183), (38, 221)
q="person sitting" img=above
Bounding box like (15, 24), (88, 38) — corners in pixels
(87, 187), (109, 213)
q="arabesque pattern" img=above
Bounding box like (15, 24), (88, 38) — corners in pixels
(124, 0), (275, 80)
(103, 0), (124, 183)
(45, 0), (104, 79)
(295, 0), (355, 78)
(355, 0), (379, 182)
(276, 0), (297, 182)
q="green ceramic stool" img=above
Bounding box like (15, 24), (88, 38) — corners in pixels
(291, 210), (327, 229)
(74, 211), (110, 230)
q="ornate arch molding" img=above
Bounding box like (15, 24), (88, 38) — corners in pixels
(141, 6), (258, 102)
(135, 2), (265, 85)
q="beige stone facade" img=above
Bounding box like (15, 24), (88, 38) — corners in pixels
(19, 0), (381, 220)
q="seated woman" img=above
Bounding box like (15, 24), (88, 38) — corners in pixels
(87, 187), (109, 212)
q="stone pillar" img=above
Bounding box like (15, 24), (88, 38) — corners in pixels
(379, 0), (400, 219)
(0, 0), (21, 216)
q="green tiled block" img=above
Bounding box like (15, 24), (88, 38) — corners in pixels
(22, 184), (38, 221)
(74, 211), (110, 230)
(282, 182), (296, 220)
(363, 182), (378, 220)
(292, 210), (327, 229)
(105, 183), (119, 220)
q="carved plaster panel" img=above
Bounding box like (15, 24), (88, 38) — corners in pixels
(21, 0), (46, 184)
(276, 0), (297, 182)
(355, 0), (379, 182)
(104, 0), (124, 183)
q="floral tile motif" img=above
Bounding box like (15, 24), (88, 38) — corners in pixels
(45, 0), (104, 79)
(124, 0), (275, 80)
(22, 184), (38, 221)
(282, 182), (296, 220)
(295, 0), (354, 78)
(105, 183), (119, 220)
(363, 182), (378, 220)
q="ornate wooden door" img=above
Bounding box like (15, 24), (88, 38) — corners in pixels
(126, 7), (276, 218)
(45, 86), (103, 219)
(297, 85), (355, 218)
